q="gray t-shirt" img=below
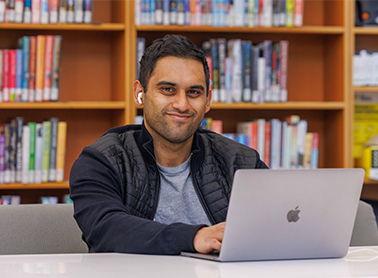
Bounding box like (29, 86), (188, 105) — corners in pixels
(154, 157), (212, 226)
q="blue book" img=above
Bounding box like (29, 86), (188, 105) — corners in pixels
(24, 0), (32, 23)
(242, 40), (252, 102)
(163, 0), (170, 25)
(212, 0), (219, 26)
(149, 0), (156, 24)
(184, 0), (190, 25)
(15, 50), (23, 102)
(21, 36), (30, 102)
(237, 134), (249, 146)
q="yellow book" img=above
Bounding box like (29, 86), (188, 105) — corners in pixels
(56, 121), (67, 182)
(303, 133), (313, 169)
(356, 145), (378, 180)
(35, 35), (46, 102)
(354, 103), (378, 158)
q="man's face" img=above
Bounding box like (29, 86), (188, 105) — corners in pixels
(143, 56), (211, 145)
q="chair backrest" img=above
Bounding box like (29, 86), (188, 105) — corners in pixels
(0, 204), (88, 255)
(350, 200), (378, 246)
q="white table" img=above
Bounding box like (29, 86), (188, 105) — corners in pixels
(0, 246), (377, 278)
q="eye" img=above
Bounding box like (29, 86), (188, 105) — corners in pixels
(187, 90), (201, 97)
(162, 87), (175, 93)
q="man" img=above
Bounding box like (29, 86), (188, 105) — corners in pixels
(69, 34), (268, 255)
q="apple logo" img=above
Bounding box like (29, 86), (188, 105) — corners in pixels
(287, 206), (300, 223)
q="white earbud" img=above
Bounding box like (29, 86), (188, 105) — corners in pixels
(137, 92), (143, 104)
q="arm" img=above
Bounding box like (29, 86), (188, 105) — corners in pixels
(69, 147), (206, 255)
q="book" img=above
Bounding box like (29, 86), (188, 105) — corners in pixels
(311, 132), (319, 169)
(279, 40), (288, 102)
(28, 122), (36, 183)
(28, 36), (37, 102)
(231, 39), (243, 102)
(163, 0), (170, 25)
(21, 125), (29, 184)
(48, 117), (59, 182)
(6, 0), (15, 22)
(9, 120), (17, 183)
(136, 37), (146, 80)
(74, 0), (84, 23)
(270, 118), (281, 169)
(56, 121), (67, 182)
(303, 132), (313, 169)
(293, 0), (303, 27)
(32, 0), (41, 24)
(50, 0), (59, 23)
(0, 126), (4, 184)
(3, 125), (11, 183)
(263, 40), (272, 102)
(210, 120), (223, 134)
(285, 0), (294, 26)
(15, 49), (22, 102)
(42, 120), (51, 182)
(218, 38), (227, 102)
(242, 40), (252, 102)
(257, 44), (265, 103)
(170, 0), (177, 24)
(43, 35), (54, 102)
(67, 0), (74, 23)
(264, 120), (271, 167)
(83, 0), (92, 23)
(0, 0), (5, 22)
(237, 121), (258, 149)
(177, 0), (184, 25)
(15, 0), (23, 22)
(50, 35), (62, 102)
(2, 50), (10, 102)
(41, 0), (49, 23)
(34, 123), (43, 184)
(210, 38), (219, 102)
(9, 50), (16, 102)
(59, 0), (67, 23)
(35, 35), (46, 102)
(296, 119), (307, 168)
(15, 117), (23, 183)
(24, 0), (32, 23)
(21, 36), (30, 102)
(0, 50), (2, 102)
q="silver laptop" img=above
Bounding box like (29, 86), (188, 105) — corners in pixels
(181, 168), (365, 262)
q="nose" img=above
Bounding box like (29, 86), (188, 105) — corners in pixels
(172, 90), (190, 112)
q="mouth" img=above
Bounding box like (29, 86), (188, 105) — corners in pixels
(167, 113), (192, 121)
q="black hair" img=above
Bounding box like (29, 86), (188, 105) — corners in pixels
(138, 34), (210, 96)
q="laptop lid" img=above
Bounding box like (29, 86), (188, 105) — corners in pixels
(183, 168), (365, 262)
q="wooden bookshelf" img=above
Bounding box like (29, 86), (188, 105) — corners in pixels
(0, 0), (372, 202)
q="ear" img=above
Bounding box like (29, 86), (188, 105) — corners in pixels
(133, 80), (144, 106)
(205, 89), (212, 113)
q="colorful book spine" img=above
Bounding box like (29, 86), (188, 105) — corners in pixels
(279, 40), (289, 102)
(28, 36), (37, 102)
(35, 35), (46, 102)
(15, 117), (23, 183)
(242, 40), (252, 102)
(41, 0), (49, 23)
(293, 0), (303, 27)
(48, 118), (59, 182)
(15, 49), (23, 102)
(6, 0), (15, 22)
(0, 126), (4, 184)
(50, 35), (62, 102)
(0, 0), (5, 22)
(263, 40), (272, 102)
(43, 35), (54, 102)
(9, 50), (17, 102)
(3, 125), (11, 183)
(56, 121), (67, 182)
(9, 120), (17, 183)
(285, 0), (294, 27)
(218, 38), (227, 102)
(264, 121), (271, 167)
(210, 38), (219, 102)
(67, 0), (74, 23)
(28, 122), (36, 183)
(169, 0), (177, 24)
(311, 132), (319, 169)
(21, 125), (30, 184)
(163, 0), (170, 25)
(34, 123), (43, 184)
(2, 50), (9, 102)
(42, 120), (51, 182)
(0, 50), (2, 102)
(32, 0), (41, 24)
(50, 0), (59, 23)
(21, 36), (30, 102)
(24, 0), (32, 23)
(84, 0), (92, 23)
(231, 39), (242, 102)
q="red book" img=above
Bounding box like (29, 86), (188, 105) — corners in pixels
(210, 120), (223, 135)
(249, 122), (258, 150)
(28, 36), (37, 102)
(206, 56), (213, 92)
(264, 121), (271, 167)
(2, 50), (10, 102)
(9, 49), (16, 102)
(43, 35), (54, 102)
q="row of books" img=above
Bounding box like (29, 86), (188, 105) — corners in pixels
(136, 37), (289, 103)
(0, 0), (92, 24)
(135, 0), (304, 27)
(0, 117), (67, 184)
(0, 194), (73, 204)
(201, 115), (319, 169)
(353, 50), (378, 87)
(0, 35), (62, 103)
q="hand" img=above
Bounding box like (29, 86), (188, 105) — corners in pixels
(193, 222), (225, 254)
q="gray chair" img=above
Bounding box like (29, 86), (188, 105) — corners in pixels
(350, 200), (378, 246)
(0, 204), (88, 255)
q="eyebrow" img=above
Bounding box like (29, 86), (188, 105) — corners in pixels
(156, 81), (205, 91)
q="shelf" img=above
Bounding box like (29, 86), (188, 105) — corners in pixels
(0, 23), (125, 31)
(354, 27), (378, 35)
(354, 87), (378, 92)
(0, 101), (126, 109)
(136, 25), (345, 34)
(210, 102), (345, 110)
(0, 182), (69, 190)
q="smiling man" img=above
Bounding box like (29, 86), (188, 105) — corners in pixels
(69, 35), (268, 255)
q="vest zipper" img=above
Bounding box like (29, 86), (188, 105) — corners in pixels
(190, 153), (216, 225)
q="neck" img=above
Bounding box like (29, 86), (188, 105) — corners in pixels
(153, 137), (193, 167)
